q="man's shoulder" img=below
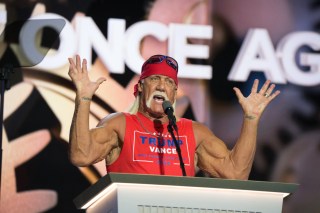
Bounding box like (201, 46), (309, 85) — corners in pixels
(105, 112), (126, 119)
(188, 119), (209, 131)
(97, 112), (126, 126)
(179, 118), (200, 130)
(179, 117), (198, 125)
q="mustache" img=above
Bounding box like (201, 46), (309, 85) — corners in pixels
(146, 91), (169, 108)
(150, 91), (169, 100)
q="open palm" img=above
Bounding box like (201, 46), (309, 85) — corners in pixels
(233, 79), (280, 120)
(68, 55), (106, 98)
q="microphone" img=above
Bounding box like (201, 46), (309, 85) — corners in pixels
(162, 100), (185, 176)
(162, 100), (178, 131)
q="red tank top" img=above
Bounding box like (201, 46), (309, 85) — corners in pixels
(106, 112), (196, 176)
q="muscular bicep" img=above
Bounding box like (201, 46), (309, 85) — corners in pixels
(194, 122), (232, 178)
(88, 113), (125, 164)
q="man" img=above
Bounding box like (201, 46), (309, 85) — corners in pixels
(68, 54), (280, 180)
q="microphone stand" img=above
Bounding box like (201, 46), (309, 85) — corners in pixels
(167, 123), (186, 176)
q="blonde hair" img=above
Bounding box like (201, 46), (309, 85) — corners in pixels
(127, 94), (140, 114)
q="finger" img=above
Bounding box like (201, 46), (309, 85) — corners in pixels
(76, 55), (81, 72)
(96, 77), (107, 85)
(267, 90), (281, 102)
(233, 87), (244, 101)
(264, 83), (276, 97)
(68, 57), (75, 67)
(251, 79), (259, 94)
(258, 80), (271, 95)
(82, 58), (88, 73)
(93, 77), (107, 91)
(68, 57), (76, 76)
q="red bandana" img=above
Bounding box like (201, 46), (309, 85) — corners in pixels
(133, 61), (178, 97)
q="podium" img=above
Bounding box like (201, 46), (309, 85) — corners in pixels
(74, 173), (298, 213)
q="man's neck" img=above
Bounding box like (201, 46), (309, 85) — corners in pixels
(137, 109), (169, 124)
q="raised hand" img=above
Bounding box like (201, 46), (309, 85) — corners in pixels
(68, 55), (106, 98)
(233, 79), (280, 121)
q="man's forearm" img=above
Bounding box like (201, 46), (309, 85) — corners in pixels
(69, 96), (92, 165)
(231, 116), (259, 179)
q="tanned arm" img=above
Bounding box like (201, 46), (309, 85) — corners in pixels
(196, 79), (280, 180)
(68, 55), (123, 166)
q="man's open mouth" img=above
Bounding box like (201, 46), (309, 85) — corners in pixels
(153, 95), (165, 103)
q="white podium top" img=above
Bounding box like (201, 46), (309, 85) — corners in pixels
(74, 173), (298, 213)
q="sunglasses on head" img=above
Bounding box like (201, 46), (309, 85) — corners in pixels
(142, 55), (179, 71)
